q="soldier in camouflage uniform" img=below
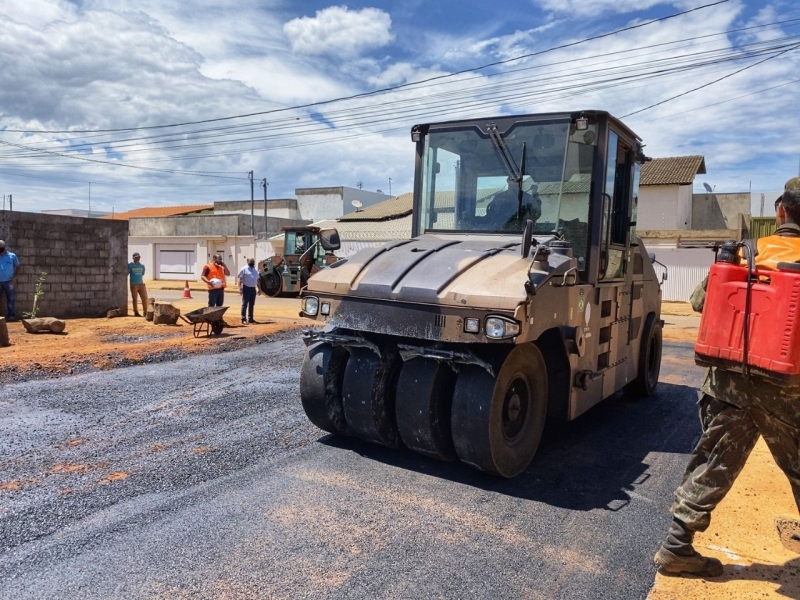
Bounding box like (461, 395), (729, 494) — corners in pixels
(654, 177), (800, 577)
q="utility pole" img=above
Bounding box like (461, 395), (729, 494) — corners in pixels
(8, 194), (11, 211)
(248, 170), (254, 236)
(388, 178), (392, 196)
(261, 178), (268, 238)
(88, 182), (91, 213)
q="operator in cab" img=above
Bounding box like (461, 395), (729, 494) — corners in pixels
(483, 178), (542, 231)
(654, 177), (800, 577)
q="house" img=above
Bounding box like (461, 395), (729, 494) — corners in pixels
(638, 155), (706, 230)
(636, 156), (754, 301)
(116, 188), (392, 282)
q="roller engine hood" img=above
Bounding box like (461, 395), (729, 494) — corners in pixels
(305, 234), (556, 311)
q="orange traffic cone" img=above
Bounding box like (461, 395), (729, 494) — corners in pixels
(182, 280), (193, 299)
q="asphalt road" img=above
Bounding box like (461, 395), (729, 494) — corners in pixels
(0, 336), (704, 600)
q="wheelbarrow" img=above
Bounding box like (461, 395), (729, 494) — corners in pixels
(180, 306), (229, 337)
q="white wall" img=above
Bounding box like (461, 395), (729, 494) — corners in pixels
(646, 246), (715, 302)
(342, 188), (392, 215)
(638, 184), (693, 230)
(296, 191), (343, 222)
(213, 206), (302, 219)
(129, 235), (264, 284)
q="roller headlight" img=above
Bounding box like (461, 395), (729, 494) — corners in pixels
(302, 296), (319, 316)
(484, 316), (520, 339)
(320, 302), (331, 316)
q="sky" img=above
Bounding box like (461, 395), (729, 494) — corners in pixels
(0, 0), (798, 216)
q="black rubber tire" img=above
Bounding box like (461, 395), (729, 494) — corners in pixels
(451, 344), (548, 478)
(300, 342), (349, 435)
(260, 271), (282, 297)
(395, 358), (457, 461)
(629, 313), (662, 397)
(341, 347), (403, 448)
(211, 321), (224, 335)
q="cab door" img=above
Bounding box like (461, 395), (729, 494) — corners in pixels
(597, 130), (635, 398)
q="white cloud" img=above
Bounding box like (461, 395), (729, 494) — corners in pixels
(284, 6), (394, 58)
(532, 0), (666, 17)
(0, 0), (77, 28)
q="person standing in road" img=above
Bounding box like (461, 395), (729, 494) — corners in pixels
(237, 257), (261, 325)
(201, 253), (230, 307)
(127, 252), (148, 317)
(654, 177), (800, 577)
(0, 240), (20, 322)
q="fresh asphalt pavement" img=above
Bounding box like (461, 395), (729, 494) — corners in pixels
(0, 336), (703, 599)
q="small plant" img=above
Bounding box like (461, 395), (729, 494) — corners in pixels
(23, 271), (47, 319)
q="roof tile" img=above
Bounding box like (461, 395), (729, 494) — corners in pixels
(640, 155), (706, 186)
(339, 193), (413, 221)
(101, 204), (213, 221)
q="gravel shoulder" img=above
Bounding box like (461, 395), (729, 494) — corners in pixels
(0, 295), (308, 384)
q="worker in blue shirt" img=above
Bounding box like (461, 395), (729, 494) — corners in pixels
(0, 240), (21, 322)
(237, 257), (261, 325)
(127, 252), (148, 317)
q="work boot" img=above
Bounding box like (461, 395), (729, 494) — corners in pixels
(653, 546), (724, 577)
(776, 516), (800, 553)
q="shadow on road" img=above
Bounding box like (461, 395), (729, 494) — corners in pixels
(320, 382), (701, 511)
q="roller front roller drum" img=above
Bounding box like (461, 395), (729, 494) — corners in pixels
(395, 358), (457, 461)
(300, 342), (349, 435)
(342, 347), (403, 448)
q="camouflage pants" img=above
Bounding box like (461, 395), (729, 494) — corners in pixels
(671, 392), (800, 532)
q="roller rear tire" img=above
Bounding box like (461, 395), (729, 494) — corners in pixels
(628, 313), (662, 397)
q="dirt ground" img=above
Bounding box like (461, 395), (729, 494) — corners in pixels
(1, 295), (700, 381)
(0, 281), (309, 382)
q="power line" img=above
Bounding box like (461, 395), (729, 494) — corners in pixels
(621, 41), (800, 117)
(0, 139), (246, 179)
(1, 0), (734, 135)
(3, 32), (795, 163)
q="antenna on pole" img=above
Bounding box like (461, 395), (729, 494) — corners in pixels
(248, 170), (254, 236)
(261, 178), (268, 238)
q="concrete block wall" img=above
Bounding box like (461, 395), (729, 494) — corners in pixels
(0, 211), (128, 318)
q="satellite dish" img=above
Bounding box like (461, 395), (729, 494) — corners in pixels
(351, 200), (362, 208)
(703, 182), (713, 193)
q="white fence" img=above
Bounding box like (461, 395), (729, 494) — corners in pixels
(649, 247), (715, 302)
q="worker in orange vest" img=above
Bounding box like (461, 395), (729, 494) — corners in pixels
(655, 177), (800, 577)
(200, 253), (231, 307)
